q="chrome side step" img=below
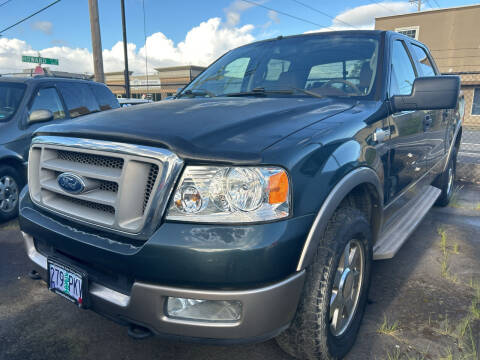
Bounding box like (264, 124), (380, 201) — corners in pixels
(373, 185), (441, 260)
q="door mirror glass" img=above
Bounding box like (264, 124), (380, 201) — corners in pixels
(29, 109), (53, 124)
(391, 76), (460, 112)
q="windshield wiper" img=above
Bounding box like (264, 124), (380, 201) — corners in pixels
(221, 87), (325, 99)
(177, 89), (214, 98)
(223, 87), (294, 97)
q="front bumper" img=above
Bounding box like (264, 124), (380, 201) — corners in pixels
(23, 231), (305, 341)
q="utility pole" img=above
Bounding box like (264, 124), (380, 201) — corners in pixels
(120, 0), (131, 98)
(88, 0), (105, 83)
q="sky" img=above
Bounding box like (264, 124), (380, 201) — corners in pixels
(0, 0), (478, 75)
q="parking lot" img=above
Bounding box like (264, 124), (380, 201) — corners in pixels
(1, 182), (479, 360)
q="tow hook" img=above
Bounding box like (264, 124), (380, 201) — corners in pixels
(128, 324), (153, 340)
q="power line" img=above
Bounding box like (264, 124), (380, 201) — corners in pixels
(289, 0), (356, 28)
(0, 0), (13, 8)
(365, 0), (399, 15)
(239, 0), (333, 29)
(0, 0), (61, 35)
(431, 0), (441, 8)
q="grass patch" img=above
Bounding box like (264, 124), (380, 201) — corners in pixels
(378, 314), (399, 336)
(437, 228), (459, 282)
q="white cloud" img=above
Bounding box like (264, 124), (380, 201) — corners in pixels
(224, 0), (256, 27)
(31, 21), (53, 35)
(306, 1), (416, 33)
(0, 17), (255, 75)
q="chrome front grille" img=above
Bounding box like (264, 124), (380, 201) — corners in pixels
(28, 136), (184, 237)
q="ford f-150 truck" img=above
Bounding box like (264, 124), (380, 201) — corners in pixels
(19, 31), (463, 359)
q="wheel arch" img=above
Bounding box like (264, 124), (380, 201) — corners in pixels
(0, 153), (27, 186)
(296, 167), (383, 271)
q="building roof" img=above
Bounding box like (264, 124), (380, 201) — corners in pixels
(376, 3), (480, 20)
(155, 65), (206, 73)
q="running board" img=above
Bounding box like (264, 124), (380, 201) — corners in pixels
(373, 185), (441, 260)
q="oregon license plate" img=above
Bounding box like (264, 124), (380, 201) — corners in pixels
(48, 259), (86, 306)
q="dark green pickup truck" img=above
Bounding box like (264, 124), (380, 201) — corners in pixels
(19, 30), (463, 359)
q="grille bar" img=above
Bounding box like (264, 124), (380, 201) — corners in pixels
(28, 136), (184, 238)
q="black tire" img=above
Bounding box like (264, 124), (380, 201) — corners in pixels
(0, 165), (23, 223)
(276, 207), (372, 360)
(435, 147), (457, 207)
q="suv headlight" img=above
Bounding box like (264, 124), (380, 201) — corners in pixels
(166, 166), (290, 223)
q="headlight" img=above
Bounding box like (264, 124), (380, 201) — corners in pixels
(166, 166), (290, 222)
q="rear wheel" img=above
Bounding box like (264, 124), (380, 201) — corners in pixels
(0, 165), (22, 222)
(435, 147), (457, 207)
(276, 207), (372, 359)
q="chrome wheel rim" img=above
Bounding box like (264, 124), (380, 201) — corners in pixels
(0, 175), (19, 213)
(447, 166), (454, 197)
(329, 239), (365, 337)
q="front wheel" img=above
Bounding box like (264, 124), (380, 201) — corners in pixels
(0, 165), (22, 222)
(276, 207), (372, 360)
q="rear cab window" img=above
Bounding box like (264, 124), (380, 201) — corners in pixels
(57, 82), (100, 118)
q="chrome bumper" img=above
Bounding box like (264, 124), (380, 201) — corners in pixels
(23, 231), (305, 341)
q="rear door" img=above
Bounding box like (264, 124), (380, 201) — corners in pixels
(57, 82), (100, 118)
(408, 43), (447, 173)
(385, 39), (428, 204)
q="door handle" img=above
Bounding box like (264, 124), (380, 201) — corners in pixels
(373, 128), (390, 143)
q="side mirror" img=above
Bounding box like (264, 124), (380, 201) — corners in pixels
(29, 109), (53, 124)
(391, 76), (460, 112)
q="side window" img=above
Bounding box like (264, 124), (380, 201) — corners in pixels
(30, 87), (66, 120)
(57, 83), (100, 118)
(390, 40), (417, 96)
(90, 84), (120, 111)
(410, 44), (436, 77)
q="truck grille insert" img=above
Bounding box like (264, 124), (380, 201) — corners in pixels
(28, 137), (183, 237)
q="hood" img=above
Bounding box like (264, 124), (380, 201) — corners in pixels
(36, 97), (355, 163)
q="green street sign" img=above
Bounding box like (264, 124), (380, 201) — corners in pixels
(22, 55), (59, 66)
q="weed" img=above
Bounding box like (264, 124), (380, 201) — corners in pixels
(452, 242), (459, 254)
(378, 314), (399, 336)
(439, 347), (453, 360)
(471, 298), (480, 319)
(385, 347), (401, 360)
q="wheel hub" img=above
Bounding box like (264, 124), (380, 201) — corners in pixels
(329, 239), (364, 337)
(0, 176), (18, 213)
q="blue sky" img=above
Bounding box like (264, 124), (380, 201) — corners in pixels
(1, 0), (479, 74)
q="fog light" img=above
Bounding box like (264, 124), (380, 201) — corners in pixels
(166, 297), (242, 322)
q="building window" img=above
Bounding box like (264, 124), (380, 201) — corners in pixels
(472, 88), (480, 115)
(395, 26), (419, 40)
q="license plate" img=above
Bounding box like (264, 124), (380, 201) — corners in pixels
(48, 259), (87, 307)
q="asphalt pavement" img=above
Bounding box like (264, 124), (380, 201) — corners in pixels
(1, 183), (479, 360)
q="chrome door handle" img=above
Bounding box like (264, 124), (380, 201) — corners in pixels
(373, 128), (389, 143)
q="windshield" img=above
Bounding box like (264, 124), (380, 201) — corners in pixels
(0, 82), (26, 122)
(182, 34), (380, 99)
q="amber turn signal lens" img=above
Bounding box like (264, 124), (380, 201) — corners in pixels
(268, 171), (289, 204)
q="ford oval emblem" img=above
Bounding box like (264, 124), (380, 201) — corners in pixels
(57, 173), (86, 194)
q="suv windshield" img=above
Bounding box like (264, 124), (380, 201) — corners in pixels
(0, 83), (26, 122)
(181, 34), (380, 99)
